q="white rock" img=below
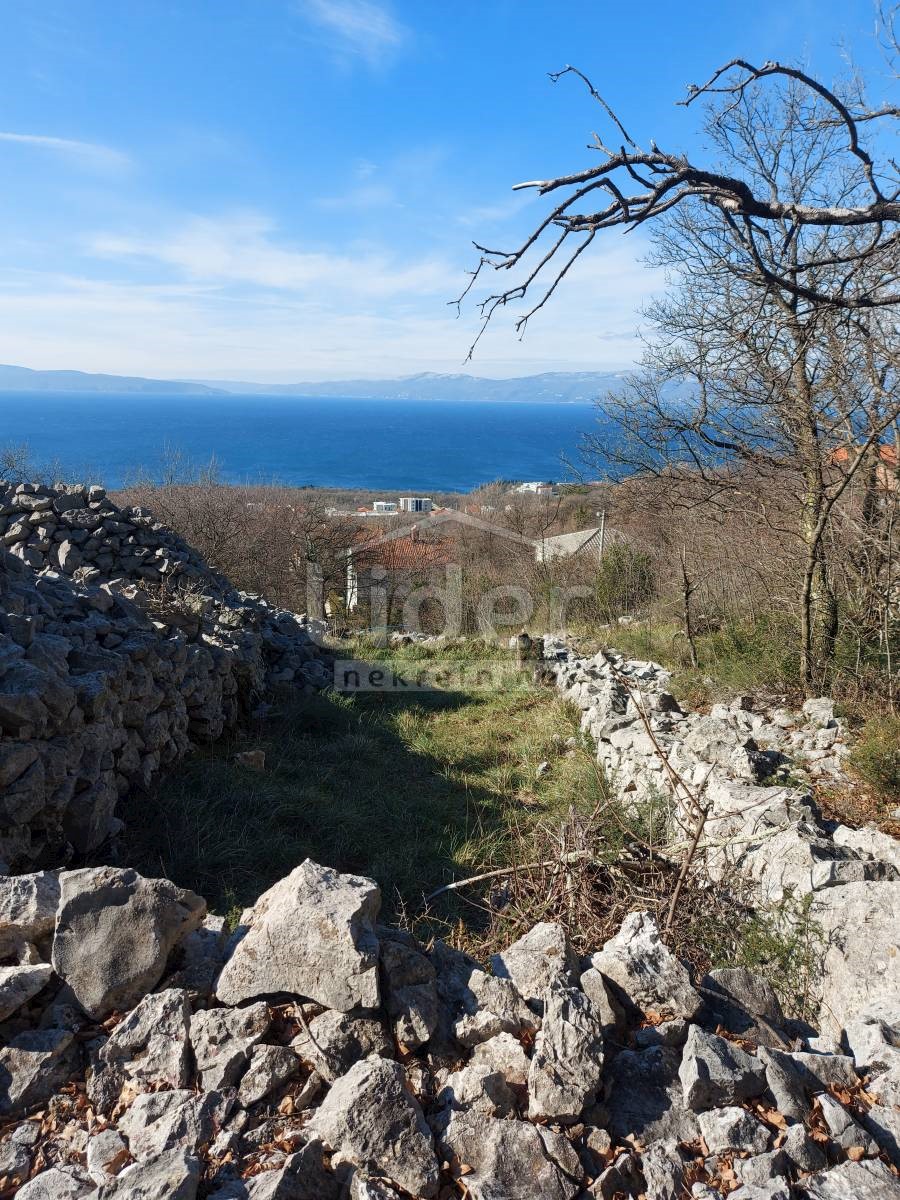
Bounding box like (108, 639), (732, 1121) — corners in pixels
(490, 922), (579, 1008)
(87, 1128), (129, 1184)
(0, 961), (52, 1021)
(97, 1148), (200, 1199)
(17, 1166), (97, 1199)
(237, 1044), (299, 1106)
(698, 1106), (771, 1155)
(679, 1026), (766, 1111)
(307, 1055), (439, 1198)
(0, 871), (60, 942)
(589, 911), (701, 1019)
(216, 861), (380, 1011)
(469, 1031), (530, 1085)
(527, 980), (604, 1123)
(291, 1008), (391, 1078)
(811, 880), (900, 1035)
(189, 1001), (270, 1091)
(0, 1028), (79, 1116)
(118, 1090), (217, 1162)
(90, 988), (191, 1112)
(438, 1111), (578, 1200)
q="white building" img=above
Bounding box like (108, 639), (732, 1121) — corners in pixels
(372, 500), (398, 514)
(512, 481), (558, 497)
(399, 496), (433, 513)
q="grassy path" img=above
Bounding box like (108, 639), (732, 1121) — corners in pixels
(119, 642), (597, 932)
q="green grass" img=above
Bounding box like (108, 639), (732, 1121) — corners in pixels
(586, 615), (804, 706)
(118, 640), (599, 927)
(848, 714), (900, 800)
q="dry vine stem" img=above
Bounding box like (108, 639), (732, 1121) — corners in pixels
(424, 648), (719, 940)
(599, 652), (714, 935)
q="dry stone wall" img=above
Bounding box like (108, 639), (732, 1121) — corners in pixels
(546, 640), (900, 1043)
(0, 482), (331, 869)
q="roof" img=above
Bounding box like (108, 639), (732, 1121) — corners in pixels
(830, 443), (898, 468)
(350, 532), (452, 572)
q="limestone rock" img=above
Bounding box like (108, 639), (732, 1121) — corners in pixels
(679, 1025), (766, 1111)
(527, 980), (604, 1123)
(307, 1055), (439, 1197)
(798, 1158), (900, 1198)
(189, 1002), (271, 1091)
(379, 933), (439, 1050)
(0, 1119), (38, 1186)
(782, 1123), (827, 1173)
(729, 1178), (790, 1199)
(490, 922), (579, 1008)
(89, 988), (191, 1113)
(469, 1031), (530, 1085)
(349, 1177), (404, 1200)
(118, 1089), (221, 1162)
(0, 871), (60, 942)
(216, 861), (380, 1011)
(639, 1141), (684, 1200)
(578, 965), (626, 1033)
(87, 1128), (130, 1184)
(438, 1111), (578, 1200)
(291, 1008), (391, 1078)
(18, 1166), (97, 1199)
(0, 1028), (79, 1116)
(431, 940), (537, 1048)
(433, 1059), (518, 1128)
(802, 697), (835, 729)
(237, 1044), (299, 1107)
(606, 1045), (700, 1145)
(164, 915), (228, 997)
(97, 1148), (200, 1199)
(810, 880), (900, 1036)
(699, 967), (787, 1047)
(0, 961), (52, 1021)
(589, 911), (701, 1019)
(52, 867), (206, 1018)
(698, 1105), (771, 1155)
(817, 1092), (878, 1155)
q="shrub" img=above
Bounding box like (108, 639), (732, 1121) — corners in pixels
(849, 715), (900, 799)
(593, 544), (656, 621)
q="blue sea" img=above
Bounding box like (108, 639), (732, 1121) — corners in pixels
(0, 392), (605, 491)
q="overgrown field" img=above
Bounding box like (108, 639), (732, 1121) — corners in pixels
(117, 640), (596, 928)
(113, 638), (833, 1015)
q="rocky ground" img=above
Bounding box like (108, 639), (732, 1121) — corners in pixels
(2, 490), (899, 1198)
(1, 858), (899, 1199)
(547, 642), (900, 1038)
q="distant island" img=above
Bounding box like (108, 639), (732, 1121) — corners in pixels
(200, 370), (628, 403)
(0, 364), (627, 403)
(0, 364), (225, 395)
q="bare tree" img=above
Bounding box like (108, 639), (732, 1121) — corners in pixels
(459, 43), (899, 690)
(456, 55), (898, 354)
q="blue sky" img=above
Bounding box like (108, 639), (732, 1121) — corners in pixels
(0, 0), (891, 381)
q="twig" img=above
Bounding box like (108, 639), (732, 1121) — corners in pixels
(423, 851), (592, 904)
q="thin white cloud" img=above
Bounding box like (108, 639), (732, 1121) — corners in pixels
(90, 213), (452, 299)
(0, 237), (662, 380)
(299, 0), (409, 65)
(0, 131), (130, 172)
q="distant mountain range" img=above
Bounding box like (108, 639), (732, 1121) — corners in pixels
(202, 371), (628, 403)
(0, 364), (225, 395)
(0, 365), (628, 403)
